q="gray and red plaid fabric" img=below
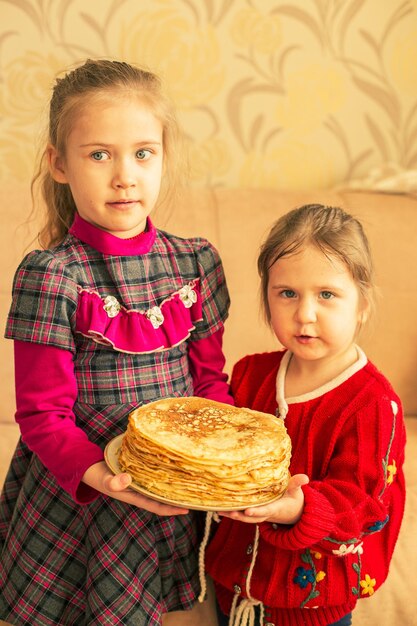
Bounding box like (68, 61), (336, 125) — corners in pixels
(1, 226), (230, 624)
(5, 228), (229, 404)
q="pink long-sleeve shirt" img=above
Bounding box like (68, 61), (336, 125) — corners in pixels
(13, 329), (233, 503)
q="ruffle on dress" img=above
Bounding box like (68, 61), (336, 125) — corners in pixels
(75, 280), (202, 354)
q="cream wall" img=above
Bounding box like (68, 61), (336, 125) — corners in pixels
(1, 0), (417, 419)
(1, 0), (417, 190)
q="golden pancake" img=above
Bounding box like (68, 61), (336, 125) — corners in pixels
(118, 396), (291, 508)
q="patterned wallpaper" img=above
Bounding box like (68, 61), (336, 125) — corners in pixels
(1, 0), (417, 190)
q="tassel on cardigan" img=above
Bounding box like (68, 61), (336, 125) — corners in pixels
(198, 512), (265, 626)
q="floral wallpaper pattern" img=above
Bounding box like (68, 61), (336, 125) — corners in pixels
(1, 0), (417, 189)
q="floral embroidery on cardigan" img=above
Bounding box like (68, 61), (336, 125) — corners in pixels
(380, 399), (398, 497)
(293, 549), (326, 608)
(331, 541), (363, 557)
(336, 542), (377, 598)
(387, 459), (397, 484)
(319, 537), (365, 599)
(366, 515), (389, 533)
(359, 573), (377, 596)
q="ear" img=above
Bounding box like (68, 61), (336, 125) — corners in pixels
(46, 144), (68, 183)
(358, 298), (371, 327)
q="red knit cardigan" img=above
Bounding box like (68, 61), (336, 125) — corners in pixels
(205, 350), (406, 626)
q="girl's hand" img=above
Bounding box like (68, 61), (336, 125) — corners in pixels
(217, 473), (309, 525)
(82, 461), (189, 516)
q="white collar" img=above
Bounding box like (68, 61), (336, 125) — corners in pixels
(275, 345), (368, 419)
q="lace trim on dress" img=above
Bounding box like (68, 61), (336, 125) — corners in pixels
(75, 280), (202, 354)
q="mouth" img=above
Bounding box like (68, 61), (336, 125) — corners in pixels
(295, 334), (317, 344)
(108, 200), (139, 209)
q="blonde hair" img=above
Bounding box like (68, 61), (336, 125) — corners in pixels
(258, 204), (375, 324)
(32, 58), (185, 248)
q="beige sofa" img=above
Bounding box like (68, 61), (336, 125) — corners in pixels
(1, 187), (416, 625)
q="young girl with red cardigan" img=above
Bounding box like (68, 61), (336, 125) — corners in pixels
(204, 204), (406, 626)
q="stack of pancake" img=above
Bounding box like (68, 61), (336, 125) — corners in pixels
(118, 396), (291, 509)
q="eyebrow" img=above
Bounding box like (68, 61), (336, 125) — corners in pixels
(269, 283), (343, 291)
(269, 281), (297, 288)
(79, 141), (162, 148)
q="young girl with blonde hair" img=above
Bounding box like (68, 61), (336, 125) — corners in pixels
(205, 204), (406, 626)
(0, 58), (232, 625)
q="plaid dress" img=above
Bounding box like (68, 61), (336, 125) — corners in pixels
(0, 218), (230, 625)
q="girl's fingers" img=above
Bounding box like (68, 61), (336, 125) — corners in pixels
(104, 472), (132, 492)
(217, 474), (310, 523)
(104, 472), (189, 515)
(286, 473), (309, 493)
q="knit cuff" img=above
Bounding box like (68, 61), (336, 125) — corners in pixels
(259, 484), (336, 550)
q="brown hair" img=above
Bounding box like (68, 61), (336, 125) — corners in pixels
(258, 204), (375, 324)
(32, 58), (185, 248)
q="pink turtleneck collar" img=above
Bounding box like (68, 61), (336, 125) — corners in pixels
(69, 213), (157, 256)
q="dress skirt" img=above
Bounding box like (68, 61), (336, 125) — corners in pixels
(0, 406), (200, 626)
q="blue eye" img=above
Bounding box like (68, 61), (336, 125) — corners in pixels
(91, 151), (107, 161)
(321, 291), (334, 300)
(281, 289), (296, 298)
(136, 149), (151, 160)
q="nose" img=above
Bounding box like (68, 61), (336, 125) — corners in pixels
(112, 159), (136, 189)
(294, 296), (317, 324)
